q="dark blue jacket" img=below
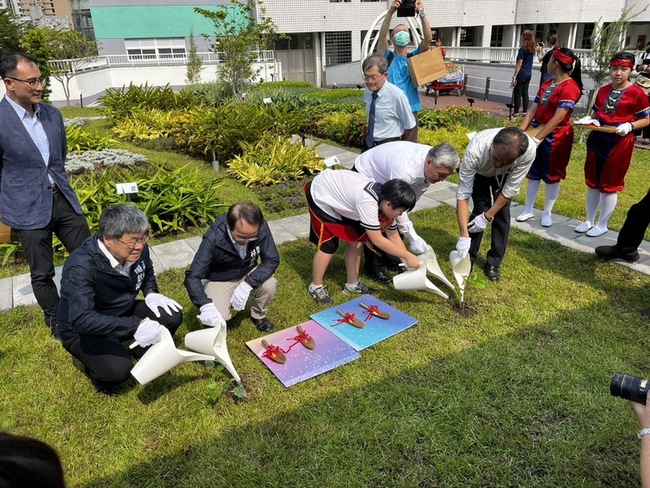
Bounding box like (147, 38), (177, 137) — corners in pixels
(184, 215), (280, 309)
(57, 235), (159, 341)
(0, 98), (83, 229)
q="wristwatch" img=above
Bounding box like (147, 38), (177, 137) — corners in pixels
(638, 428), (650, 439)
(417, 10), (425, 18)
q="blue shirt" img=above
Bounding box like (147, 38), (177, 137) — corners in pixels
(385, 47), (421, 112)
(364, 81), (416, 140)
(516, 47), (535, 79)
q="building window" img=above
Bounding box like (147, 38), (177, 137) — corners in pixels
(490, 26), (504, 47)
(581, 23), (594, 49)
(459, 27), (476, 47)
(325, 32), (352, 66)
(125, 38), (187, 60)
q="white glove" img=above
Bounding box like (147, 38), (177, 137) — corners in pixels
(230, 281), (253, 311)
(575, 116), (600, 126)
(456, 237), (471, 258)
(467, 213), (491, 234)
(144, 293), (182, 318)
(134, 317), (163, 347)
(198, 303), (226, 328)
(616, 122), (634, 136)
(409, 237), (428, 255)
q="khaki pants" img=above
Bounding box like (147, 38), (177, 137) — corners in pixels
(204, 272), (277, 321)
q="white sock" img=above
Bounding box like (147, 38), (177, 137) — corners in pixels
(543, 182), (560, 217)
(309, 283), (322, 291)
(585, 188), (601, 225)
(596, 192), (618, 228)
(523, 179), (541, 214)
(345, 282), (359, 290)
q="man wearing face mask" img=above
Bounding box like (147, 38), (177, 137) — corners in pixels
(377, 0), (432, 143)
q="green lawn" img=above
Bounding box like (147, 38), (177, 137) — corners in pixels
(2, 108), (650, 486)
(2, 204), (650, 486)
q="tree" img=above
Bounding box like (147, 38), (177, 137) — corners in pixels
(195, 0), (282, 97)
(20, 27), (98, 106)
(585, 5), (648, 108)
(0, 10), (27, 53)
(186, 27), (203, 85)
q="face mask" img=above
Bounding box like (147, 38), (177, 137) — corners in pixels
(394, 31), (410, 47)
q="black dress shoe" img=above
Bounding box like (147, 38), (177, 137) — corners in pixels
(252, 317), (274, 332)
(483, 264), (500, 282)
(595, 245), (639, 262)
(368, 269), (392, 283)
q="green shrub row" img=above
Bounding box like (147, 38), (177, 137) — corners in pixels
(66, 123), (113, 154)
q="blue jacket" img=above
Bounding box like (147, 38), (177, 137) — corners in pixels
(57, 235), (159, 341)
(184, 215), (280, 309)
(0, 97), (83, 229)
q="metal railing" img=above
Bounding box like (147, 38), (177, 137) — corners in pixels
(48, 50), (276, 71)
(444, 46), (602, 69)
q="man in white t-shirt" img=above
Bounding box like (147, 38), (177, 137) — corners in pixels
(455, 127), (536, 282)
(304, 169), (421, 305)
(353, 141), (460, 282)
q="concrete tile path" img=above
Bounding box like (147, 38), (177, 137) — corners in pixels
(2, 140), (648, 312)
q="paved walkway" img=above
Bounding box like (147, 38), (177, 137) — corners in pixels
(1, 140), (649, 312)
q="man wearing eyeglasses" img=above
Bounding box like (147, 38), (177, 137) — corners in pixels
(362, 54), (415, 152)
(57, 205), (183, 394)
(184, 202), (279, 333)
(0, 52), (90, 339)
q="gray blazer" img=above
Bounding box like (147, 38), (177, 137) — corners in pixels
(0, 97), (83, 229)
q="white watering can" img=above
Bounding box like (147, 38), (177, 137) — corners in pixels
(393, 246), (452, 299)
(449, 250), (472, 302)
(184, 325), (241, 385)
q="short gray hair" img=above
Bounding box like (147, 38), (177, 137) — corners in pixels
(362, 55), (388, 74)
(493, 127), (529, 160)
(99, 204), (150, 240)
(428, 142), (460, 171)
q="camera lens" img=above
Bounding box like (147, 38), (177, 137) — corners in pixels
(610, 372), (649, 405)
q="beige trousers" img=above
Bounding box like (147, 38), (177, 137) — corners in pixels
(204, 272), (277, 321)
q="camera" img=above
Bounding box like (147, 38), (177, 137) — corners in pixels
(610, 372), (650, 405)
(397, 0), (416, 17)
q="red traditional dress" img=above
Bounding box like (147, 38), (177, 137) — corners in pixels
(527, 78), (582, 183)
(585, 83), (650, 192)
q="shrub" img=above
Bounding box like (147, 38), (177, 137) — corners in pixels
(112, 109), (181, 141)
(418, 125), (473, 157)
(73, 165), (225, 235)
(226, 134), (325, 186)
(315, 109), (366, 148)
(182, 81), (234, 106)
(65, 124), (112, 154)
(419, 106), (488, 131)
(65, 148), (148, 174)
(99, 83), (201, 122)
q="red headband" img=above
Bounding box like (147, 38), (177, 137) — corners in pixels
(610, 59), (634, 69)
(553, 50), (574, 66)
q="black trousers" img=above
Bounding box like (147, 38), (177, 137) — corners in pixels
(617, 188), (650, 253)
(16, 191), (90, 327)
(512, 75), (531, 114)
(61, 301), (183, 393)
(363, 233), (403, 273)
(468, 174), (511, 268)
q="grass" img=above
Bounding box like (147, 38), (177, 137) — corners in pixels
(2, 205), (650, 486)
(3, 107), (650, 486)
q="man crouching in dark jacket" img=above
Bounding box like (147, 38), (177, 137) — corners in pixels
(58, 204), (183, 394)
(184, 202), (279, 333)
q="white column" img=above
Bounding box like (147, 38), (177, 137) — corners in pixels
(482, 24), (492, 47)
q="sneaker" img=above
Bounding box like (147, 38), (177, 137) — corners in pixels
(342, 281), (376, 295)
(586, 224), (608, 237)
(309, 285), (333, 305)
(515, 212), (534, 222)
(575, 221), (592, 233)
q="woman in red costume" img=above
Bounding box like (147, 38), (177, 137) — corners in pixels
(517, 48), (583, 227)
(575, 52), (650, 237)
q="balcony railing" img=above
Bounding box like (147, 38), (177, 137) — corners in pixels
(48, 50), (276, 71)
(443, 47), (599, 69)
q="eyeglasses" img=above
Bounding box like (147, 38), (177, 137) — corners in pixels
(363, 74), (385, 82)
(231, 229), (258, 243)
(117, 234), (150, 250)
(6, 77), (46, 87)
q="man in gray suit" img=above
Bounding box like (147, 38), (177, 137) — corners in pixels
(0, 53), (90, 338)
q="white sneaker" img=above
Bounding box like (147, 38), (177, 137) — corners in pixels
(541, 214), (552, 227)
(586, 225), (608, 237)
(575, 221), (592, 233)
(516, 212), (534, 222)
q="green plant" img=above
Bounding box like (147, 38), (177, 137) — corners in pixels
(205, 362), (248, 405)
(418, 125), (473, 157)
(186, 27), (203, 84)
(315, 109), (366, 148)
(65, 124), (112, 154)
(226, 134), (324, 186)
(99, 84), (200, 122)
(112, 109), (180, 141)
(182, 81), (234, 106)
